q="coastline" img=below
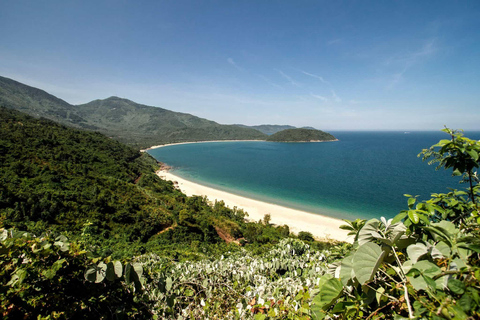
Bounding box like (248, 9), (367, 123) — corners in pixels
(141, 140), (264, 152)
(156, 168), (350, 242)
(141, 138), (339, 152)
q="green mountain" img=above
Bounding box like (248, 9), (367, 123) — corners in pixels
(235, 125), (322, 135)
(0, 76), (266, 148)
(76, 97), (267, 147)
(266, 128), (337, 142)
(234, 124), (296, 135)
(0, 76), (96, 130)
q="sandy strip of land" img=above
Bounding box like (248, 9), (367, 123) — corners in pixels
(141, 139), (339, 152)
(141, 140), (264, 152)
(156, 169), (351, 242)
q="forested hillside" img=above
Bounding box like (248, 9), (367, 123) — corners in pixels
(266, 128), (337, 142)
(0, 76), (267, 148)
(234, 124), (296, 135)
(76, 96), (267, 147)
(0, 76), (94, 130)
(0, 107), (297, 258)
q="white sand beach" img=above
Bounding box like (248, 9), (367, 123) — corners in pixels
(140, 140), (264, 152)
(156, 169), (350, 242)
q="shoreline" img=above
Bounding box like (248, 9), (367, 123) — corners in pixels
(141, 138), (339, 152)
(156, 169), (350, 242)
(140, 140), (264, 152)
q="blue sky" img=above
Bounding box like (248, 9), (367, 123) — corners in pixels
(1, 1), (479, 130)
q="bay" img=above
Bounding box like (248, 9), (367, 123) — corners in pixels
(148, 131), (480, 220)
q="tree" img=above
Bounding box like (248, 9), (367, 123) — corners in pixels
(420, 128), (480, 219)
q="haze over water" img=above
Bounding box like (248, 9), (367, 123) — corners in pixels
(149, 131), (480, 220)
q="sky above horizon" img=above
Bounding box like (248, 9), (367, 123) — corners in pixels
(1, 1), (479, 130)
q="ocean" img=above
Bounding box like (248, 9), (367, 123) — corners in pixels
(148, 131), (480, 221)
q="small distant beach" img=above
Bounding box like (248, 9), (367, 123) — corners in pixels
(156, 166), (350, 242)
(141, 140), (264, 152)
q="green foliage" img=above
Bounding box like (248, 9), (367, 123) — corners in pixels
(0, 228), (150, 319)
(243, 218), (292, 244)
(0, 107), (179, 254)
(266, 128), (336, 142)
(298, 231), (315, 242)
(140, 238), (349, 319)
(420, 127), (480, 217)
(0, 108), (293, 262)
(339, 218), (366, 241)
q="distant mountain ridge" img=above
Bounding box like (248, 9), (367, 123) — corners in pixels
(75, 96), (267, 147)
(0, 76), (335, 148)
(0, 76), (96, 130)
(234, 124), (296, 135)
(235, 124), (320, 135)
(0, 76), (266, 148)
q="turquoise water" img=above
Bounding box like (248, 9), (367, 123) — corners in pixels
(148, 131), (480, 220)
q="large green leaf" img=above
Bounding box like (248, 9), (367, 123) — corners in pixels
(312, 276), (343, 312)
(406, 243), (428, 263)
(457, 294), (472, 312)
(426, 221), (458, 244)
(339, 254), (354, 286)
(409, 274), (428, 291)
(411, 260), (441, 276)
(435, 241), (452, 258)
(407, 260), (443, 291)
(387, 222), (406, 245)
(105, 262), (116, 282)
(448, 278), (465, 295)
(316, 273), (333, 290)
(407, 197), (416, 208)
(467, 149), (479, 161)
(84, 268), (97, 282)
(84, 263), (107, 283)
(133, 262), (143, 278)
(353, 242), (384, 284)
(357, 219), (380, 246)
(114, 260), (123, 278)
(124, 263), (133, 284)
(407, 210), (420, 224)
(391, 211), (408, 224)
(96, 262), (107, 283)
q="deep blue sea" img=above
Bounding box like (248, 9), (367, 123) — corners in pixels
(148, 131), (480, 220)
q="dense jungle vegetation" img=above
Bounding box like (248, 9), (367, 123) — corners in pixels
(1, 106), (479, 319)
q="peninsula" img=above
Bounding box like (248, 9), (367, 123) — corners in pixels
(266, 128), (337, 142)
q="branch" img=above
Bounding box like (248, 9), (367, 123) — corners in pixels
(365, 301), (395, 320)
(404, 284), (414, 319)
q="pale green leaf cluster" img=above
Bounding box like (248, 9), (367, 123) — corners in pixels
(138, 238), (348, 319)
